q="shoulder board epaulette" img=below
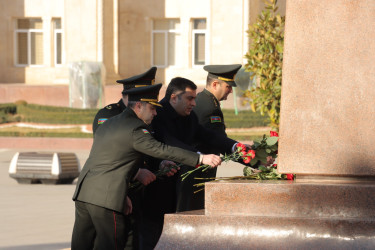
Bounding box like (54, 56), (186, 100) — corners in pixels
(212, 96), (218, 107)
(105, 103), (120, 110)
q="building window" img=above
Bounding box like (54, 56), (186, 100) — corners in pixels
(192, 19), (207, 66)
(15, 18), (44, 66)
(152, 19), (181, 67)
(53, 18), (63, 65)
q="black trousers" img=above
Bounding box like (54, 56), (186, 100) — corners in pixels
(71, 201), (126, 250)
(124, 186), (144, 250)
(139, 214), (164, 250)
(140, 177), (176, 249)
(176, 165), (217, 212)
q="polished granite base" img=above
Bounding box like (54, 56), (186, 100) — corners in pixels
(155, 180), (375, 249)
(205, 180), (375, 218)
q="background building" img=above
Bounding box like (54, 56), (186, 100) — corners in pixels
(0, 0), (285, 107)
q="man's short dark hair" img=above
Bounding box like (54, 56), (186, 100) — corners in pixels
(165, 77), (197, 101)
(206, 75), (218, 87)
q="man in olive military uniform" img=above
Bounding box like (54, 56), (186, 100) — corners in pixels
(92, 67), (157, 135)
(91, 67), (159, 249)
(71, 83), (222, 250)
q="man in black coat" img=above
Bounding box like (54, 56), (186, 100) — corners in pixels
(71, 83), (222, 250)
(141, 77), (240, 249)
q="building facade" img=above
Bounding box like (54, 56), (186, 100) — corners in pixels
(0, 0), (285, 106)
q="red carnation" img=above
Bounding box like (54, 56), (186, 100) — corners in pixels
(270, 131), (279, 137)
(243, 156), (251, 164)
(236, 143), (246, 152)
(272, 164), (277, 168)
(286, 174), (294, 180)
(247, 150), (256, 160)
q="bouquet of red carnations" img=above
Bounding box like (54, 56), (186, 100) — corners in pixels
(130, 131), (294, 191)
(182, 131), (294, 183)
(180, 142), (256, 181)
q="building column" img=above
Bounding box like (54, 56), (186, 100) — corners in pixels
(42, 16), (51, 67)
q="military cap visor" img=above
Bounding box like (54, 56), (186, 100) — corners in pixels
(117, 67), (157, 92)
(204, 64), (242, 87)
(124, 83), (163, 107)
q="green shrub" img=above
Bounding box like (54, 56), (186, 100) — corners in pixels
(223, 109), (269, 128)
(0, 103), (270, 139)
(14, 100), (27, 106)
(0, 102), (99, 124)
(0, 104), (18, 123)
(0, 103), (17, 114)
(243, 0), (284, 130)
(16, 104), (98, 124)
(0, 131), (92, 138)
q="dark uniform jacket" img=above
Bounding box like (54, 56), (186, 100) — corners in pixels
(92, 99), (126, 135)
(194, 89), (227, 154)
(73, 107), (199, 213)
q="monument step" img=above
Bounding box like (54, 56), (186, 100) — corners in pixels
(205, 180), (375, 219)
(156, 210), (375, 250)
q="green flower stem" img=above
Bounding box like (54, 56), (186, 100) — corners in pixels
(181, 165), (211, 181)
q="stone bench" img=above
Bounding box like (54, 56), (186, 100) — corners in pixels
(9, 152), (80, 184)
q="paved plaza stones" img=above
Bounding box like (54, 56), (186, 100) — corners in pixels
(0, 146), (243, 249)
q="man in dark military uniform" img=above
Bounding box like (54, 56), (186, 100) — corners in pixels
(194, 64), (242, 154)
(92, 67), (157, 135)
(71, 83), (222, 250)
(193, 64), (241, 171)
(141, 77), (240, 249)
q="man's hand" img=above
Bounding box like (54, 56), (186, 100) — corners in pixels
(124, 196), (132, 215)
(159, 160), (180, 177)
(202, 154), (222, 167)
(266, 156), (275, 166)
(243, 143), (253, 149)
(136, 168), (156, 186)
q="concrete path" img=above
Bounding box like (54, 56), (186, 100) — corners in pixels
(0, 141), (244, 249)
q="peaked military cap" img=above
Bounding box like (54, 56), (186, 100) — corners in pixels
(117, 67), (157, 93)
(124, 83), (163, 107)
(203, 64), (242, 87)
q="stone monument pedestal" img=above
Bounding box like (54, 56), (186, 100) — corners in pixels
(156, 180), (375, 249)
(157, 0), (375, 248)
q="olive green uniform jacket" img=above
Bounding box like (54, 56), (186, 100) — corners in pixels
(73, 107), (199, 213)
(92, 99), (126, 135)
